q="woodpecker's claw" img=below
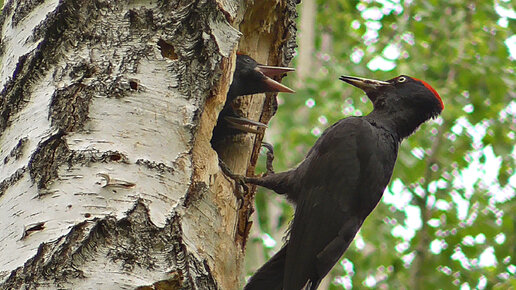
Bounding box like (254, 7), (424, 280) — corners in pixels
(218, 143), (276, 204)
(227, 124), (260, 134)
(224, 116), (267, 134)
(225, 116), (267, 128)
(218, 158), (248, 206)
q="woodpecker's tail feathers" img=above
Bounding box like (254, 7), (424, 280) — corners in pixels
(244, 246), (287, 290)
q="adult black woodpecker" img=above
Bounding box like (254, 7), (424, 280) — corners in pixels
(243, 75), (444, 290)
(211, 54), (294, 146)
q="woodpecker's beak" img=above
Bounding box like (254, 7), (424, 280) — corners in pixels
(256, 65), (295, 93)
(257, 65), (295, 77)
(339, 76), (390, 94)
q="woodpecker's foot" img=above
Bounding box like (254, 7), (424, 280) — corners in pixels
(261, 142), (275, 176)
(218, 158), (248, 205)
(225, 116), (267, 134)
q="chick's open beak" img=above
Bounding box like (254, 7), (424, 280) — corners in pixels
(256, 65), (295, 93)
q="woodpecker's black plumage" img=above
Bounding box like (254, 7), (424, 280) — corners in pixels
(244, 75), (443, 290)
(211, 54), (294, 146)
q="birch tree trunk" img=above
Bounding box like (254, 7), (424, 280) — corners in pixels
(0, 0), (297, 289)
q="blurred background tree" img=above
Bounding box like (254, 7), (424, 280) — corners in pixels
(245, 0), (515, 289)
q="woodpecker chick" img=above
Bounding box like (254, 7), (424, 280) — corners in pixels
(211, 54), (294, 146)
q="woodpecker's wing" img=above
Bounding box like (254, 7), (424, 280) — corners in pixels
(283, 117), (391, 290)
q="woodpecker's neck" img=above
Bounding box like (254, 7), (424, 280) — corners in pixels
(365, 107), (431, 140)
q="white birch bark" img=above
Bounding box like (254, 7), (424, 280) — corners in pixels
(0, 0), (297, 289)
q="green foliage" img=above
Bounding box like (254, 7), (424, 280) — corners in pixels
(246, 0), (516, 289)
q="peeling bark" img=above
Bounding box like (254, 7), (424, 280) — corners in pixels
(0, 0), (298, 289)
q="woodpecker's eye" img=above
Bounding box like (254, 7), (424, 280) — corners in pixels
(397, 77), (407, 83)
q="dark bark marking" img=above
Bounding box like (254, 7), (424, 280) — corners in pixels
(126, 8), (156, 30)
(21, 222), (46, 240)
(0, 53), (32, 134)
(129, 79), (139, 90)
(29, 145), (131, 190)
(48, 60), (98, 131)
(28, 131), (69, 189)
(136, 159), (176, 174)
(11, 0), (46, 27)
(0, 1), (14, 45)
(109, 152), (123, 161)
(158, 39), (179, 60)
(4, 136), (28, 164)
(183, 181), (208, 208)
(135, 272), (183, 290)
(48, 83), (92, 132)
(0, 166), (26, 197)
(158, 0), (225, 99)
(69, 150), (130, 166)
(3, 222), (88, 289)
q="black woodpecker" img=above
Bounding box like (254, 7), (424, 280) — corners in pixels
(244, 75), (443, 290)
